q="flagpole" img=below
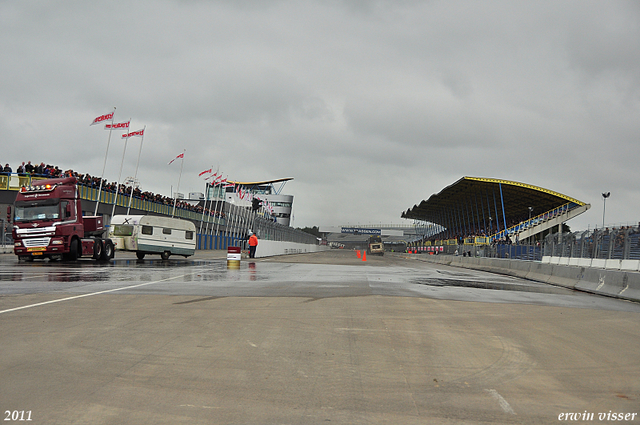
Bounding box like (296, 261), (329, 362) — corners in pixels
(127, 126), (146, 215)
(199, 179), (209, 234)
(224, 187), (235, 241)
(204, 178), (214, 235)
(172, 149), (185, 217)
(94, 107), (116, 216)
(213, 176), (225, 240)
(199, 168), (214, 234)
(205, 169), (219, 235)
(111, 119), (131, 219)
(205, 173), (218, 235)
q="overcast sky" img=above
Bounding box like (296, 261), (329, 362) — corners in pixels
(2, 1), (639, 230)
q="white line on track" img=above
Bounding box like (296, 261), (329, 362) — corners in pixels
(485, 389), (516, 415)
(0, 273), (190, 315)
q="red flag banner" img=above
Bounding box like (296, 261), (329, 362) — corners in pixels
(91, 112), (115, 126)
(122, 129), (144, 138)
(105, 121), (130, 130)
(199, 168), (212, 177)
(168, 152), (184, 165)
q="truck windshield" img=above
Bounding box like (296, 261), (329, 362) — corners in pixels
(112, 225), (134, 236)
(14, 202), (60, 222)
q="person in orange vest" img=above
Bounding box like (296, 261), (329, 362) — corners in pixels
(248, 232), (258, 258)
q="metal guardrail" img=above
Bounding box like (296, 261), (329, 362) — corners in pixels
(490, 202), (576, 241)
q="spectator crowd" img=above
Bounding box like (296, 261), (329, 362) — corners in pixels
(2, 161), (224, 219)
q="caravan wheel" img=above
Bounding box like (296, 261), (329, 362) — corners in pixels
(160, 251), (170, 261)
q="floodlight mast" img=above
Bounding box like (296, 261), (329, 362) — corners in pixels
(601, 192), (610, 229)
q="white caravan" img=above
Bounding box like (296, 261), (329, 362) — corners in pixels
(109, 215), (196, 260)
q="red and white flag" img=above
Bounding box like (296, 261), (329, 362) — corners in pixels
(105, 121), (130, 130)
(223, 181), (235, 188)
(168, 152), (184, 165)
(199, 168), (213, 177)
(122, 129), (144, 138)
(91, 111), (115, 126)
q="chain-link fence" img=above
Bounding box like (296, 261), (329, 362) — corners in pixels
(448, 226), (640, 261)
(541, 227), (640, 260)
(196, 202), (318, 250)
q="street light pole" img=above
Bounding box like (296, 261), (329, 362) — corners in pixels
(602, 192), (610, 229)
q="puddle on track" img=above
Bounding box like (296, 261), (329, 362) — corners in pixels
(411, 277), (575, 295)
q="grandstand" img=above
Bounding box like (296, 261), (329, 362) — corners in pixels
(402, 177), (591, 245)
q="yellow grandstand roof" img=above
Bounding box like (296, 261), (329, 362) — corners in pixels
(401, 176), (586, 224)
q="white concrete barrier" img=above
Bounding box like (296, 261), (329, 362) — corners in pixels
(255, 241), (328, 258)
(620, 260), (640, 272)
(605, 259), (621, 270)
(577, 258), (592, 268)
(411, 254), (640, 303)
(568, 258), (580, 267)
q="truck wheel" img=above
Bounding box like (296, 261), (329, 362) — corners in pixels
(160, 251), (170, 261)
(136, 252), (145, 260)
(101, 240), (114, 261)
(66, 239), (79, 261)
(93, 239), (103, 260)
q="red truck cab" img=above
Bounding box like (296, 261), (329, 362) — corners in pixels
(12, 176), (114, 261)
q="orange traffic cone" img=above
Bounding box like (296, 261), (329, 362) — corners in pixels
(362, 251), (367, 262)
(356, 250), (361, 258)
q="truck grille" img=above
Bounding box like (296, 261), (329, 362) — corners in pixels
(22, 238), (51, 248)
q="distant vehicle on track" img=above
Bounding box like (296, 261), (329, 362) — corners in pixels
(367, 235), (384, 256)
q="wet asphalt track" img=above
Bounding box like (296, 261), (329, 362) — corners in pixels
(1, 250), (639, 424)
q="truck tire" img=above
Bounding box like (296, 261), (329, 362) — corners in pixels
(160, 251), (170, 261)
(66, 238), (79, 261)
(136, 252), (145, 260)
(93, 239), (103, 260)
(100, 240), (114, 261)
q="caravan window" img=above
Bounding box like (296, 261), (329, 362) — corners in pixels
(163, 228), (172, 235)
(185, 231), (194, 240)
(113, 225), (134, 236)
(141, 225), (153, 235)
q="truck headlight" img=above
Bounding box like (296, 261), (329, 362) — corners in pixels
(14, 242), (21, 247)
(51, 240), (64, 245)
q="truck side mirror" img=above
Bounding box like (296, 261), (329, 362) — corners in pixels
(65, 203), (72, 218)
